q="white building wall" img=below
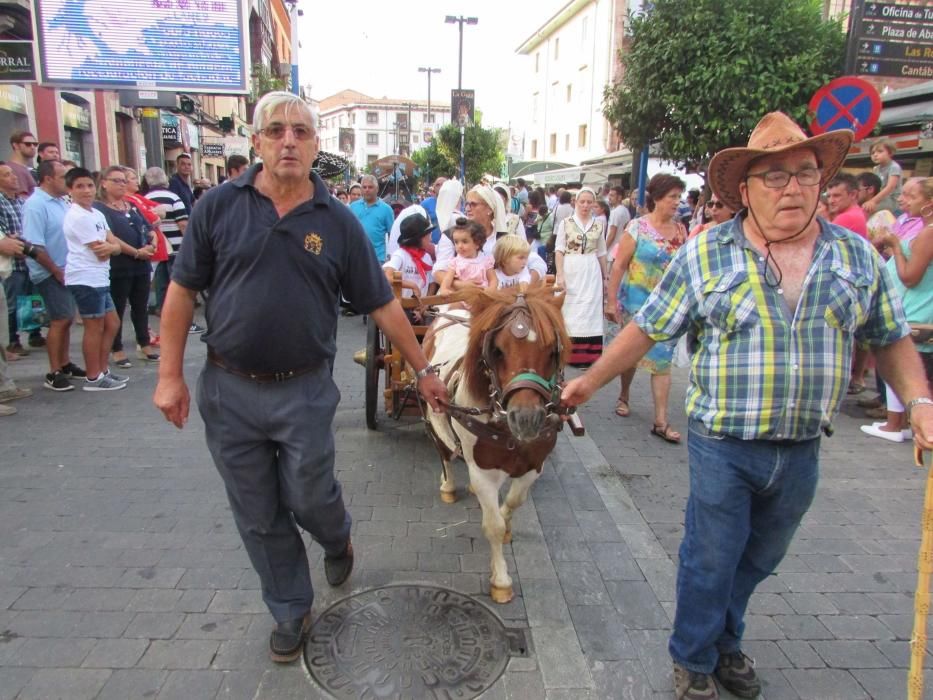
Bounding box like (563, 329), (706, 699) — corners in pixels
(521, 0), (616, 165)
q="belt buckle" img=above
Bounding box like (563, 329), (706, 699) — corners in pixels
(274, 370), (293, 382)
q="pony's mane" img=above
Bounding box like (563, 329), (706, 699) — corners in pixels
(461, 285), (570, 402)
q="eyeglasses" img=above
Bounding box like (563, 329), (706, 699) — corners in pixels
(106, 178), (127, 184)
(745, 167), (821, 189)
(464, 201), (484, 209)
(258, 123), (315, 140)
(708, 201), (725, 209)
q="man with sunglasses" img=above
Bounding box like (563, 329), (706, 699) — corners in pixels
(7, 131), (38, 198)
(154, 91), (448, 666)
(562, 112), (933, 700)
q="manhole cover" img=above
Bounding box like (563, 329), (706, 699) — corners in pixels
(305, 584), (511, 699)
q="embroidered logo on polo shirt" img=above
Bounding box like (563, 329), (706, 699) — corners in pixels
(304, 232), (323, 255)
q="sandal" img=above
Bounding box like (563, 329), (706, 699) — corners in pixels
(651, 423), (681, 444)
(847, 382), (865, 395)
(615, 398), (630, 417)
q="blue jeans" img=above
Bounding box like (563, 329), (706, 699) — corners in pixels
(670, 419), (820, 673)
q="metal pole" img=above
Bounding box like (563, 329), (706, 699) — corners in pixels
(288, 2), (299, 95)
(140, 108), (165, 169)
(460, 125), (465, 184)
(637, 147), (649, 209)
(427, 72), (432, 124)
(457, 22), (463, 89)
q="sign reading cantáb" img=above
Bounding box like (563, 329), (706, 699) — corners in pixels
(846, 0), (933, 79)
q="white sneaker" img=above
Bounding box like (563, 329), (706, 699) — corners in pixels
(83, 374), (127, 392)
(870, 421), (913, 440)
(0, 403), (16, 416)
(860, 423), (904, 442)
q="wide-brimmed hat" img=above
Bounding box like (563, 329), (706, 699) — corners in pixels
(398, 213), (433, 247)
(708, 112), (853, 212)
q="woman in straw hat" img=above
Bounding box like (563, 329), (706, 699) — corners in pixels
(561, 112), (933, 700)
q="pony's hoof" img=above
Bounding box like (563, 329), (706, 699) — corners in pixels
(489, 585), (514, 604)
(440, 490), (457, 504)
(502, 531), (512, 544)
(468, 483), (476, 495)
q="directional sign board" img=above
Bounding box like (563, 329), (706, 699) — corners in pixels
(809, 76), (882, 142)
(846, 1), (933, 79)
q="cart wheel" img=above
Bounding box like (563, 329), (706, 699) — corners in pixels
(365, 319), (381, 430)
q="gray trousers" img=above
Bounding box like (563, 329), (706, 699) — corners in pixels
(197, 361), (351, 622)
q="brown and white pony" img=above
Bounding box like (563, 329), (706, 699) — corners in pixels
(424, 285), (570, 603)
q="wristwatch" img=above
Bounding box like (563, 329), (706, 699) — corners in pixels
(906, 397), (933, 420)
(415, 365), (437, 380)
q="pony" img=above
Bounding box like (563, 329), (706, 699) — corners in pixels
(423, 284), (570, 603)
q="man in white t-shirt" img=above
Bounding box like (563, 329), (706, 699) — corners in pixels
(62, 168), (126, 392)
(606, 186), (631, 255)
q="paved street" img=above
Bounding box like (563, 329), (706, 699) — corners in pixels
(0, 313), (930, 699)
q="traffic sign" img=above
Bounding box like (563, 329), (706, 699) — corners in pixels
(845, 1), (933, 79)
(808, 76), (882, 142)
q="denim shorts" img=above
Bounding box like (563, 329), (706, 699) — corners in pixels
(35, 276), (77, 321)
(68, 285), (114, 319)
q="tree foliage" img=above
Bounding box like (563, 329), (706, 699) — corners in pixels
(412, 122), (505, 186)
(603, 0), (846, 167)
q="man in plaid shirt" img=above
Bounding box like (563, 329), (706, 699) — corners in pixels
(562, 113), (933, 700)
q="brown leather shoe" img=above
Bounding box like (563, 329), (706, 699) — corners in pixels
(269, 611), (311, 663)
(714, 651), (760, 699)
(673, 664), (719, 700)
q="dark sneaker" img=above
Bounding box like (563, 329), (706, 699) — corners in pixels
(104, 369), (129, 384)
(60, 362), (87, 379)
(189, 323), (206, 334)
(324, 540), (354, 586)
(6, 342), (28, 356)
(27, 334), (45, 348)
(715, 651), (760, 699)
(44, 371), (74, 392)
(269, 612), (311, 663)
(674, 664), (719, 700)
(83, 374), (127, 392)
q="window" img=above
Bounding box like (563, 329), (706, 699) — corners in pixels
(531, 139), (538, 158)
(535, 52), (540, 73)
(396, 113), (409, 129)
(532, 93), (539, 122)
(566, 84), (572, 103)
(366, 133), (379, 145)
(350, 112), (355, 124)
(564, 134), (570, 151)
(412, 134), (419, 144)
(554, 37), (559, 60)
(367, 154), (378, 165)
(366, 112), (378, 124)
(578, 124), (587, 148)
(549, 133), (557, 155)
(581, 16), (588, 43)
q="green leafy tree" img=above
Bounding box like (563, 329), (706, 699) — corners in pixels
(604, 0), (846, 167)
(412, 123), (505, 186)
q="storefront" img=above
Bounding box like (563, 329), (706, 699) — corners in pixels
(0, 85), (32, 143)
(60, 92), (92, 167)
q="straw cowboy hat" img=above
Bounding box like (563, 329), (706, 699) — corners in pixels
(708, 112), (853, 212)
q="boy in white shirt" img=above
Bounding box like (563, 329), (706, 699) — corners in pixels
(62, 168), (125, 391)
(383, 213), (434, 322)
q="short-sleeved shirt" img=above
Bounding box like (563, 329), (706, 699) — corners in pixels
(496, 266), (531, 288)
(7, 161), (35, 198)
(451, 254), (494, 286)
(434, 231), (496, 273)
(145, 188), (188, 255)
(874, 161), (903, 214)
(63, 204), (110, 288)
(21, 188), (70, 283)
(383, 248), (433, 298)
(831, 204), (868, 239)
(172, 165), (393, 372)
(609, 205), (631, 236)
(633, 216), (909, 441)
(349, 197), (395, 262)
(93, 202), (151, 277)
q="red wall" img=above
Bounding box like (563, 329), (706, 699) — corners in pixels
(31, 86), (58, 143)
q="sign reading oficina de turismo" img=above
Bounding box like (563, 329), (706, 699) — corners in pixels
(32, 0), (249, 93)
(846, 0), (933, 79)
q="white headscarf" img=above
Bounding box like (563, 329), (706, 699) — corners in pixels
(436, 178), (464, 234)
(470, 183), (507, 234)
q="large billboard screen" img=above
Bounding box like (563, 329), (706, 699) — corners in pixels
(34, 0), (248, 93)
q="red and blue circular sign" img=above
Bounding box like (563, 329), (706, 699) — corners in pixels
(808, 76), (881, 142)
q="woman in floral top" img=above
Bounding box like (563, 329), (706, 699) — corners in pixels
(605, 174), (686, 443)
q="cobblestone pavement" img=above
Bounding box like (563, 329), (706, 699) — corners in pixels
(0, 313), (930, 699)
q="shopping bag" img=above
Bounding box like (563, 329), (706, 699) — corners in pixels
(16, 294), (49, 332)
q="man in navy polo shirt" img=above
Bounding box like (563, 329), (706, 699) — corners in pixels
(154, 91), (447, 665)
(349, 173), (394, 261)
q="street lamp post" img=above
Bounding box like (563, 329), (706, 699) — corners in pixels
(417, 66), (441, 124)
(444, 15), (478, 90)
(285, 1), (303, 96)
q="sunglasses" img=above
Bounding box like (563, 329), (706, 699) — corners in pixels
(20, 141), (38, 147)
(708, 201), (725, 209)
(464, 201), (484, 209)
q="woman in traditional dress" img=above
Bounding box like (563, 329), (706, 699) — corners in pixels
(554, 188), (607, 367)
(605, 173), (686, 443)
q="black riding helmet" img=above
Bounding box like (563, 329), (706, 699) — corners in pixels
(397, 213), (434, 247)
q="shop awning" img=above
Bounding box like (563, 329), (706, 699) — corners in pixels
(509, 160), (574, 179)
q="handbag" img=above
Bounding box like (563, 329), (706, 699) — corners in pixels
(16, 294), (49, 332)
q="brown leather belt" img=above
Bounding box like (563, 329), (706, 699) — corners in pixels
(207, 348), (321, 383)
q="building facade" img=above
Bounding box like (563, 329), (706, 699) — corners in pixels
(0, 0), (292, 183)
(515, 0), (628, 166)
(317, 89), (451, 169)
